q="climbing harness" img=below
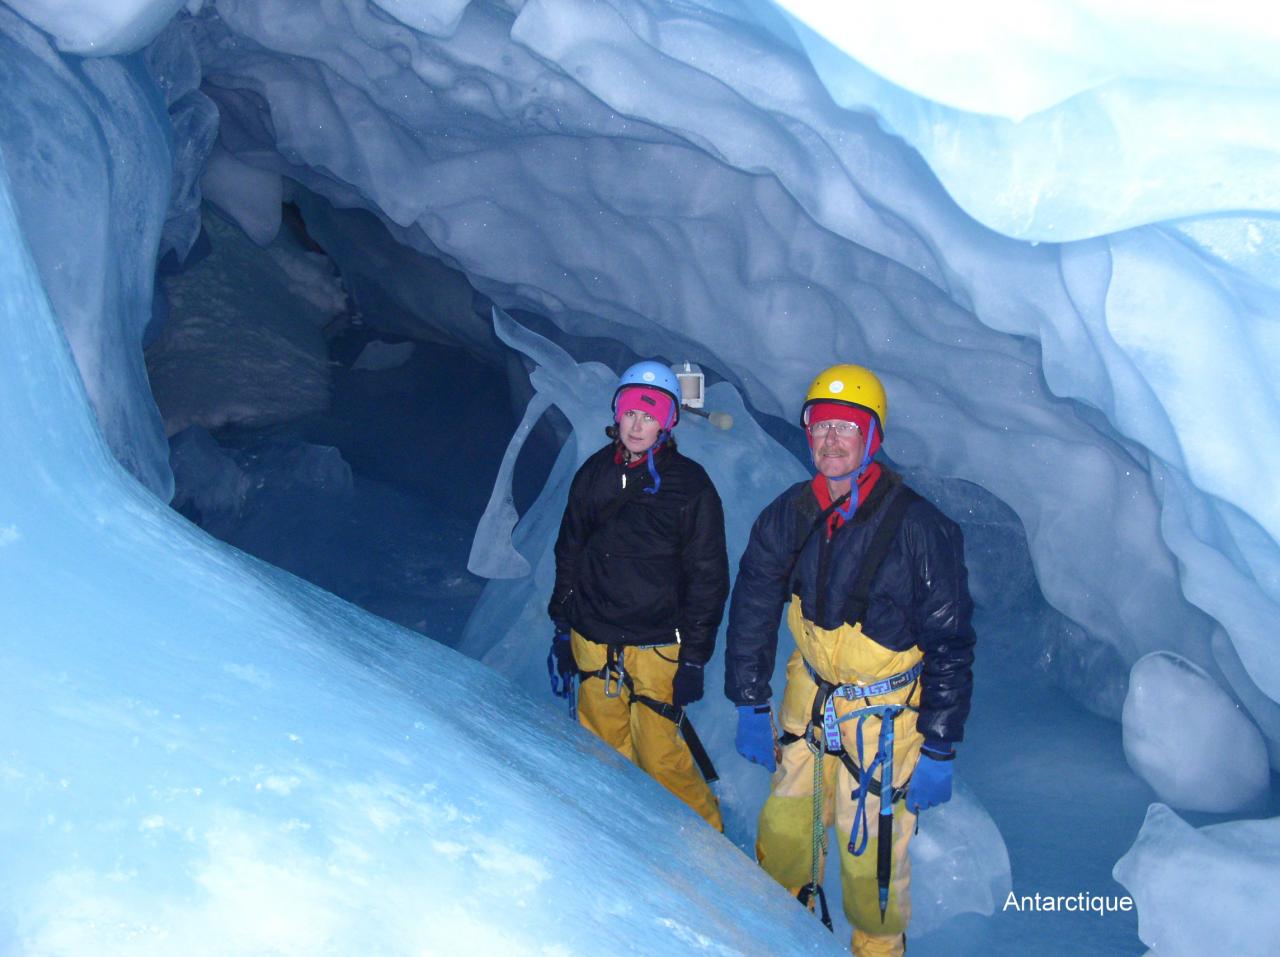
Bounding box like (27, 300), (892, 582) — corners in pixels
(781, 660), (922, 928)
(580, 644), (719, 784)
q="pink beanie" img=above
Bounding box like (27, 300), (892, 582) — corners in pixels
(616, 386), (677, 429)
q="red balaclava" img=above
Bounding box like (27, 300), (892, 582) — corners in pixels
(805, 402), (881, 458)
(806, 401), (883, 523)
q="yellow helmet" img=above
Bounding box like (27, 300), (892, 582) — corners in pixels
(801, 363), (887, 434)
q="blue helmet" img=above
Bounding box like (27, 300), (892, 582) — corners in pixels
(612, 360), (682, 429)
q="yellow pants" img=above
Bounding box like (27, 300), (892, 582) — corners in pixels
(572, 632), (723, 831)
(757, 633), (925, 957)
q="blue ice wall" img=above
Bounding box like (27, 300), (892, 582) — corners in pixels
(0, 9), (176, 496)
(0, 148), (843, 955)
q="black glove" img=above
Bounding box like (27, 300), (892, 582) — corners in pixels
(670, 660), (705, 709)
(547, 630), (576, 698)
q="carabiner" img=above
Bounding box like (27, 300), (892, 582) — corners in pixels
(603, 646), (626, 698)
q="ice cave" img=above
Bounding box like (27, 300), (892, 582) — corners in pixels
(2, 1), (1278, 955)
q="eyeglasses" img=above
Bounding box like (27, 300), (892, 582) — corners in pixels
(807, 420), (862, 438)
(621, 409), (658, 426)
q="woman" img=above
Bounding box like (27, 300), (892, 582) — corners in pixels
(547, 360), (729, 829)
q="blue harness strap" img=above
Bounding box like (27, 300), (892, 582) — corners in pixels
(842, 702), (904, 857)
(808, 658), (923, 753)
(802, 657), (922, 925)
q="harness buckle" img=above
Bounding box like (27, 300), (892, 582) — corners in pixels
(803, 723), (824, 755)
(602, 646), (625, 698)
(603, 666), (624, 698)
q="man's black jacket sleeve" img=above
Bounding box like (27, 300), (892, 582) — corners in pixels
(724, 487), (800, 705)
(904, 508), (976, 743)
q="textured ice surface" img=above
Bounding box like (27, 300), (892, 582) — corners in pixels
(0, 9), (175, 497)
(350, 339), (415, 372)
(0, 156), (844, 957)
(146, 213), (337, 435)
(1115, 803), (1280, 957)
(1212, 627), (1280, 770)
(146, 17), (219, 266)
(906, 781), (1012, 937)
(1122, 652), (1269, 813)
(3, 0), (1279, 951)
(777, 1), (1280, 239)
(202, 145), (285, 247)
(468, 386), (552, 579)
(171, 0), (1280, 718)
(4, 0), (186, 55)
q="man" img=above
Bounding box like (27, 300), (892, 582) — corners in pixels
(725, 363), (975, 956)
(547, 360), (730, 829)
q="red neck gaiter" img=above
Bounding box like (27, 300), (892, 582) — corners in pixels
(811, 463), (882, 535)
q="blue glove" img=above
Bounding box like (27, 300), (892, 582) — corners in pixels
(905, 742), (954, 814)
(671, 660), (705, 709)
(735, 704), (776, 772)
(547, 630), (576, 699)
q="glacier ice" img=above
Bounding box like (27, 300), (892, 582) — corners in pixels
(0, 152), (844, 957)
(179, 0), (1280, 721)
(0, 7), (175, 497)
(5, 0), (187, 56)
(1, 0), (1278, 953)
(1122, 652), (1269, 813)
(1115, 803), (1280, 957)
(145, 211), (338, 436)
(467, 384), (552, 580)
(350, 338), (416, 372)
(777, 1), (1280, 237)
(905, 781), (1012, 937)
(1212, 627), (1280, 770)
(146, 17), (219, 266)
(202, 144), (285, 247)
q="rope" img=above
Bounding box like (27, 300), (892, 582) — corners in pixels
(810, 733), (826, 888)
(797, 726), (833, 930)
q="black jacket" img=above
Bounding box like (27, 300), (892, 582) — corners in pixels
(549, 442), (729, 664)
(724, 469), (976, 744)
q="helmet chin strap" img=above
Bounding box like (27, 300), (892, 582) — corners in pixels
(825, 421), (876, 520)
(644, 445), (661, 493)
(643, 429), (673, 494)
